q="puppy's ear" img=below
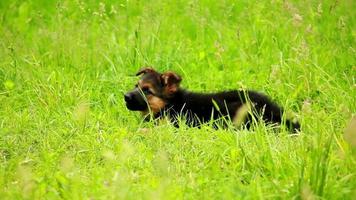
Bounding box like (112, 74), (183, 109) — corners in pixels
(161, 71), (182, 94)
(136, 67), (156, 76)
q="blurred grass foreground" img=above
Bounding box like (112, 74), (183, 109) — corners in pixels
(0, 0), (355, 199)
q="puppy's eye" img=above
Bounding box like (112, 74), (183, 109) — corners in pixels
(142, 87), (152, 94)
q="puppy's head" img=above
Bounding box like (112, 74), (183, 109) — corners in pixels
(124, 67), (182, 114)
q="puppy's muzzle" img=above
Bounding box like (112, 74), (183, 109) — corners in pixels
(124, 93), (133, 102)
(124, 90), (147, 111)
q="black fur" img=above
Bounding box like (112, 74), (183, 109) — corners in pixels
(154, 89), (300, 132)
(124, 67), (300, 132)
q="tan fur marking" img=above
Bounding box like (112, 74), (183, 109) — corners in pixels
(147, 95), (166, 114)
(141, 83), (156, 94)
(141, 83), (152, 88)
(161, 72), (181, 95)
(163, 84), (178, 95)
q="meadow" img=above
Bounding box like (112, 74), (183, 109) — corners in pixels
(0, 0), (355, 199)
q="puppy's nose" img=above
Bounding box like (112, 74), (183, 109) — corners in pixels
(124, 93), (132, 102)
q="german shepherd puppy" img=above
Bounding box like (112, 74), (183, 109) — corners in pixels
(124, 67), (300, 132)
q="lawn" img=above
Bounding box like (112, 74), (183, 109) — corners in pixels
(0, 0), (355, 199)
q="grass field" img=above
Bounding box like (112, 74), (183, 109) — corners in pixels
(0, 0), (355, 199)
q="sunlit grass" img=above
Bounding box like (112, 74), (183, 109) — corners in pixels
(0, 0), (355, 199)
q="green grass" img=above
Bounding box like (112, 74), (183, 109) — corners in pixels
(0, 0), (355, 199)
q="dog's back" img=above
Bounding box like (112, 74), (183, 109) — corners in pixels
(160, 89), (300, 132)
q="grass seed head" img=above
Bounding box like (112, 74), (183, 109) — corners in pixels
(344, 116), (356, 148)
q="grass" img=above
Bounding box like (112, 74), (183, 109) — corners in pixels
(0, 0), (355, 199)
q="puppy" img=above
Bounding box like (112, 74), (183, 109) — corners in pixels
(124, 67), (300, 132)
